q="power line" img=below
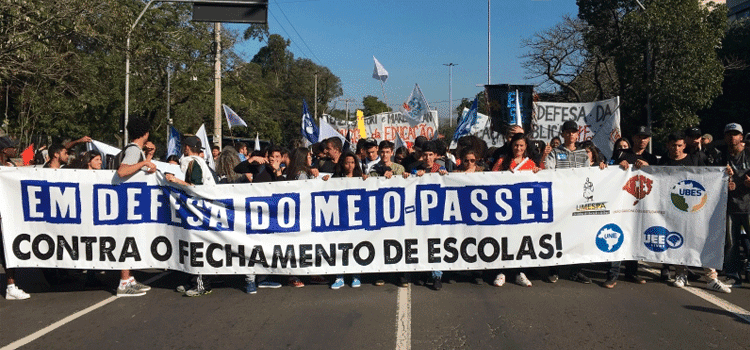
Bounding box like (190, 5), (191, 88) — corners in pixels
(272, 1), (324, 66)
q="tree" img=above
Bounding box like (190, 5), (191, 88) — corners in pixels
(362, 95), (391, 116)
(698, 18), (750, 137)
(577, 0), (727, 137)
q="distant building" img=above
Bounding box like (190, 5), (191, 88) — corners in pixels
(727, 0), (750, 20)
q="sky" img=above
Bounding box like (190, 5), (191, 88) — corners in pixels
(226, 0), (580, 121)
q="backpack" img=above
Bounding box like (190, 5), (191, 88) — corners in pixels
(110, 144), (143, 170)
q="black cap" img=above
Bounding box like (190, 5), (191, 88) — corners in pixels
(184, 136), (203, 150)
(0, 136), (19, 150)
(561, 120), (578, 132)
(635, 126), (652, 137)
(684, 127), (702, 138)
(413, 136), (429, 151)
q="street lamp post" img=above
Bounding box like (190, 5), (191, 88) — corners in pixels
(124, 0), (157, 144)
(443, 63), (458, 127)
(635, 0), (652, 153)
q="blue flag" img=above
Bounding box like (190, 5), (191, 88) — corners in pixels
(167, 125), (182, 157)
(301, 99), (319, 144)
(453, 98), (478, 142)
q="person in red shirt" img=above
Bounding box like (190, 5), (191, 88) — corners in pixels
(492, 134), (541, 173)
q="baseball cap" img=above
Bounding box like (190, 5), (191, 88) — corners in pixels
(635, 126), (652, 137)
(561, 120), (578, 132)
(184, 135), (203, 150)
(0, 136), (19, 150)
(724, 123), (743, 134)
(684, 127), (702, 138)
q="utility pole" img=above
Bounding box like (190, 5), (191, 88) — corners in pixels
(443, 63), (458, 127)
(314, 72), (318, 121)
(488, 0), (491, 85)
(167, 64), (171, 143)
(213, 23), (222, 149)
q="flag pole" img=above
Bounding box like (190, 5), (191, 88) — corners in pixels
(380, 80), (390, 108)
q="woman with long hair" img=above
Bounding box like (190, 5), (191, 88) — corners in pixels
(456, 149), (484, 173)
(78, 150), (102, 170)
(286, 147), (314, 180)
(492, 134), (540, 173)
(215, 146), (243, 183)
(283, 147), (328, 286)
(490, 134), (539, 288)
(334, 151), (364, 178)
(330, 152), (365, 289)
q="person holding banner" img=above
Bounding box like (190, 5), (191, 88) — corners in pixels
(491, 134), (539, 288)
(720, 123), (750, 288)
(542, 120), (592, 284)
(409, 141), (449, 290)
(319, 137), (344, 174)
(369, 141), (405, 178)
(115, 117), (156, 297)
(615, 126), (658, 170)
(1, 137), (31, 300)
(165, 136), (218, 297)
(330, 152), (368, 289)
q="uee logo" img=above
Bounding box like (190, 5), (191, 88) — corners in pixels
(596, 223), (624, 253)
(644, 226), (683, 252)
(623, 175), (653, 205)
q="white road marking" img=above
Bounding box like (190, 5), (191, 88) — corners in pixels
(642, 267), (750, 324)
(1, 271), (170, 350)
(395, 283), (411, 350)
(683, 286), (750, 324)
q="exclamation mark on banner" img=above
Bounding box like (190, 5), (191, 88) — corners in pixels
(555, 232), (563, 258)
(541, 188), (549, 219)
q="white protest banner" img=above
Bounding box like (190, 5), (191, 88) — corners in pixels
(531, 97), (621, 160)
(322, 110), (438, 146)
(0, 166), (726, 275)
(449, 108), (504, 149)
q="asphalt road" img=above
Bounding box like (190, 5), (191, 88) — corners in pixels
(1, 265), (749, 350)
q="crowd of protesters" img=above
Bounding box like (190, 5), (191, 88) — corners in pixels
(1, 117), (749, 300)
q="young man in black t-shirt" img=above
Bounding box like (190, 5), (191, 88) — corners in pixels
(616, 126), (658, 169)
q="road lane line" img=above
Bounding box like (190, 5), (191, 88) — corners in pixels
(1, 271), (171, 350)
(641, 267), (750, 324)
(683, 286), (750, 324)
(395, 283), (411, 350)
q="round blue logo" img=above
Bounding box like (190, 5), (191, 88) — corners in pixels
(596, 223), (624, 253)
(644, 226), (684, 252)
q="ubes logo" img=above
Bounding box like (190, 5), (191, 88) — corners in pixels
(623, 175), (653, 205)
(670, 180), (707, 212)
(596, 223), (624, 253)
(644, 226), (683, 252)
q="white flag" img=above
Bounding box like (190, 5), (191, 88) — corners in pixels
(398, 84), (431, 127)
(372, 56), (388, 83)
(195, 124), (215, 170)
(318, 118), (347, 145)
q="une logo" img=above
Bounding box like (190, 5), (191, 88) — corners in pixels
(644, 226), (684, 252)
(595, 223), (624, 253)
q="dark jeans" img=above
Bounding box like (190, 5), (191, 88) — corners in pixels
(724, 213), (750, 275)
(608, 261), (639, 280)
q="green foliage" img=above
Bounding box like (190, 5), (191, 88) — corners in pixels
(362, 95), (391, 116)
(577, 0), (727, 138)
(0, 0), (343, 152)
(698, 18), (750, 136)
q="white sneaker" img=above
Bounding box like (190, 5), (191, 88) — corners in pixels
(5, 285), (30, 300)
(493, 273), (506, 287)
(672, 274), (688, 288)
(707, 279), (731, 294)
(515, 272), (532, 287)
